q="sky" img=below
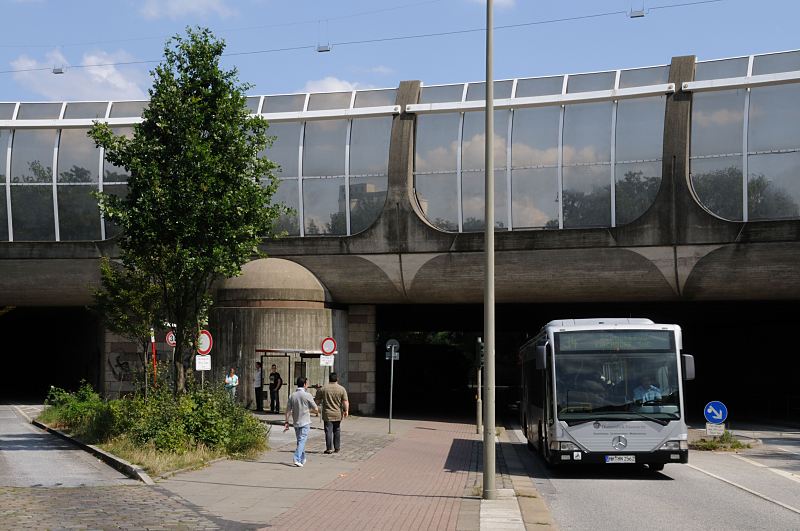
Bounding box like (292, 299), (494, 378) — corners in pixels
(0, 0), (797, 102)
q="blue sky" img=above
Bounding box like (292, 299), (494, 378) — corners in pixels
(0, 0), (797, 101)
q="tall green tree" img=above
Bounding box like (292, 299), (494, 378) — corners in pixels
(90, 27), (280, 392)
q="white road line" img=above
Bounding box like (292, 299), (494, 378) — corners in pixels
(730, 454), (800, 484)
(687, 463), (800, 516)
(778, 446), (800, 457)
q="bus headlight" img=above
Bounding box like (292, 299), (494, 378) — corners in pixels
(560, 442), (579, 451)
(660, 440), (688, 451)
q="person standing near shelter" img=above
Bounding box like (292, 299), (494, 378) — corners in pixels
(253, 362), (264, 412)
(314, 372), (349, 454)
(269, 364), (283, 413)
(224, 367), (239, 400)
(284, 377), (319, 467)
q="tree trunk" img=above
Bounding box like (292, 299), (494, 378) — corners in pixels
(174, 357), (186, 394)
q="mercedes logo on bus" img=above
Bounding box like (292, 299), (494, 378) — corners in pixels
(611, 435), (628, 450)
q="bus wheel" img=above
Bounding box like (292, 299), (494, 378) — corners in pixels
(648, 463), (664, 472)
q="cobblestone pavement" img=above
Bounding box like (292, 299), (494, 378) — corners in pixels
(272, 426), (394, 463)
(266, 421), (482, 530)
(0, 485), (231, 530)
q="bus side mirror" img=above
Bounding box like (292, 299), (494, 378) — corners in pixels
(535, 345), (547, 370)
(682, 354), (695, 381)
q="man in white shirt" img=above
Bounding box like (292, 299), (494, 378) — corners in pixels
(253, 361), (264, 412)
(284, 376), (319, 467)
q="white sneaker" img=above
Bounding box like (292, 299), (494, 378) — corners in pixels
(293, 461), (303, 467)
(301, 457), (307, 465)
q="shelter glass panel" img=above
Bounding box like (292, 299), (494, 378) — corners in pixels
(415, 114), (459, 173)
(691, 91), (745, 157)
(57, 185), (101, 240)
(694, 58), (748, 81)
(103, 184), (127, 238)
(103, 127), (133, 182)
(618, 66), (669, 88)
(461, 170), (508, 231)
(17, 103), (61, 119)
(511, 107), (561, 169)
(246, 97), (261, 114)
(350, 117), (391, 175)
(271, 178), (300, 236)
(615, 97), (665, 162)
(307, 92), (351, 111)
(419, 85), (464, 104)
(64, 102), (107, 119)
(10, 185), (54, 240)
(562, 165), (611, 228)
(57, 128), (99, 183)
(753, 51), (800, 75)
(302, 177), (346, 235)
(465, 81), (513, 101)
(0, 103), (15, 119)
(562, 102), (612, 165)
(748, 84), (800, 152)
(109, 101), (147, 118)
(461, 110), (509, 171)
(11, 129), (55, 183)
(350, 175), (387, 234)
(262, 94), (306, 112)
(302, 120), (346, 176)
(265, 122), (300, 177)
(511, 167), (558, 229)
(0, 129), (9, 182)
(515, 76), (563, 98)
(567, 72), (615, 93)
(0, 188), (6, 240)
(414, 172), (457, 231)
(615, 161), (662, 225)
(748, 152), (800, 220)
(690, 156), (743, 221)
(354, 89), (396, 108)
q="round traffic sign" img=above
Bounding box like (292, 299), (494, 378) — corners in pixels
(321, 337), (336, 355)
(197, 330), (213, 355)
(704, 400), (728, 424)
(166, 330), (176, 347)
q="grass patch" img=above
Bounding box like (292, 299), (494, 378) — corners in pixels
(38, 381), (269, 476)
(690, 430), (751, 451)
(100, 435), (224, 477)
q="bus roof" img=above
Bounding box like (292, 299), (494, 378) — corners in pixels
(545, 318), (654, 327)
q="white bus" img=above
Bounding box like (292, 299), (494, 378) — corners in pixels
(520, 318), (695, 470)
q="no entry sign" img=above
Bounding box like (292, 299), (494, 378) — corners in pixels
(321, 337), (336, 355)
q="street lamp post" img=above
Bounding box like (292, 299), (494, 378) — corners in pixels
(482, 0), (497, 501)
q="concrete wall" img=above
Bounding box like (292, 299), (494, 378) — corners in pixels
(347, 305), (376, 415)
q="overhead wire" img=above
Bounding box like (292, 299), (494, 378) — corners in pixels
(0, 0), (727, 76)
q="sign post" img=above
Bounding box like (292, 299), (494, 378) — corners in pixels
(385, 339), (400, 434)
(704, 400), (728, 437)
(197, 330), (213, 388)
(320, 337), (336, 385)
(150, 328), (157, 385)
(476, 337), (483, 435)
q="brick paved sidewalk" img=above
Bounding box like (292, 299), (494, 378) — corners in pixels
(265, 421), (482, 530)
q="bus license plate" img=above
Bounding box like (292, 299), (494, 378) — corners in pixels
(605, 455), (635, 464)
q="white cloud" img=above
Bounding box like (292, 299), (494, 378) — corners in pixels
(468, 0), (516, 8)
(368, 65), (394, 75)
(302, 76), (375, 93)
(140, 0), (236, 19)
(11, 49), (148, 101)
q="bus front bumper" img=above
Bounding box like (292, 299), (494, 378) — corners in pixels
(552, 449), (689, 465)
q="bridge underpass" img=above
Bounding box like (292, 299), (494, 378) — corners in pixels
(0, 307), (102, 402)
(374, 301), (800, 426)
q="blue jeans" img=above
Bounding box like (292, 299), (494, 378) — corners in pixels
(293, 424), (310, 464)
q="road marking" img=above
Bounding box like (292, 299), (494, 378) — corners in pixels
(730, 454), (800, 484)
(687, 463), (800, 516)
(778, 446), (800, 457)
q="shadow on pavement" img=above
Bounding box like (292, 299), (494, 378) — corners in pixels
(0, 432), (79, 451)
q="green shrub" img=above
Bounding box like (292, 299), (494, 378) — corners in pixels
(40, 382), (267, 457)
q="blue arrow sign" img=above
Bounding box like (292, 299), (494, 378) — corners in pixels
(704, 401), (728, 424)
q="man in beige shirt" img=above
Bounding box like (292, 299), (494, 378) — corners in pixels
(314, 372), (349, 454)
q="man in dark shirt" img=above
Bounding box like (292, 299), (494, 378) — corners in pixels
(269, 364), (283, 413)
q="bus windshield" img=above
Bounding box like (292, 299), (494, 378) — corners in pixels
(553, 331), (680, 425)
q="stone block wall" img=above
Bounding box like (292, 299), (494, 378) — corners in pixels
(346, 305), (376, 415)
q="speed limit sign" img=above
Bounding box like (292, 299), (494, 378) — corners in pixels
(166, 330), (176, 347)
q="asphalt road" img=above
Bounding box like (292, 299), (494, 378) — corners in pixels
(0, 404), (135, 487)
(511, 427), (800, 530)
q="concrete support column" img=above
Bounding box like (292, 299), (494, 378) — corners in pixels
(346, 305), (376, 415)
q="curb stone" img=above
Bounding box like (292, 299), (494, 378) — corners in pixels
(14, 406), (155, 485)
